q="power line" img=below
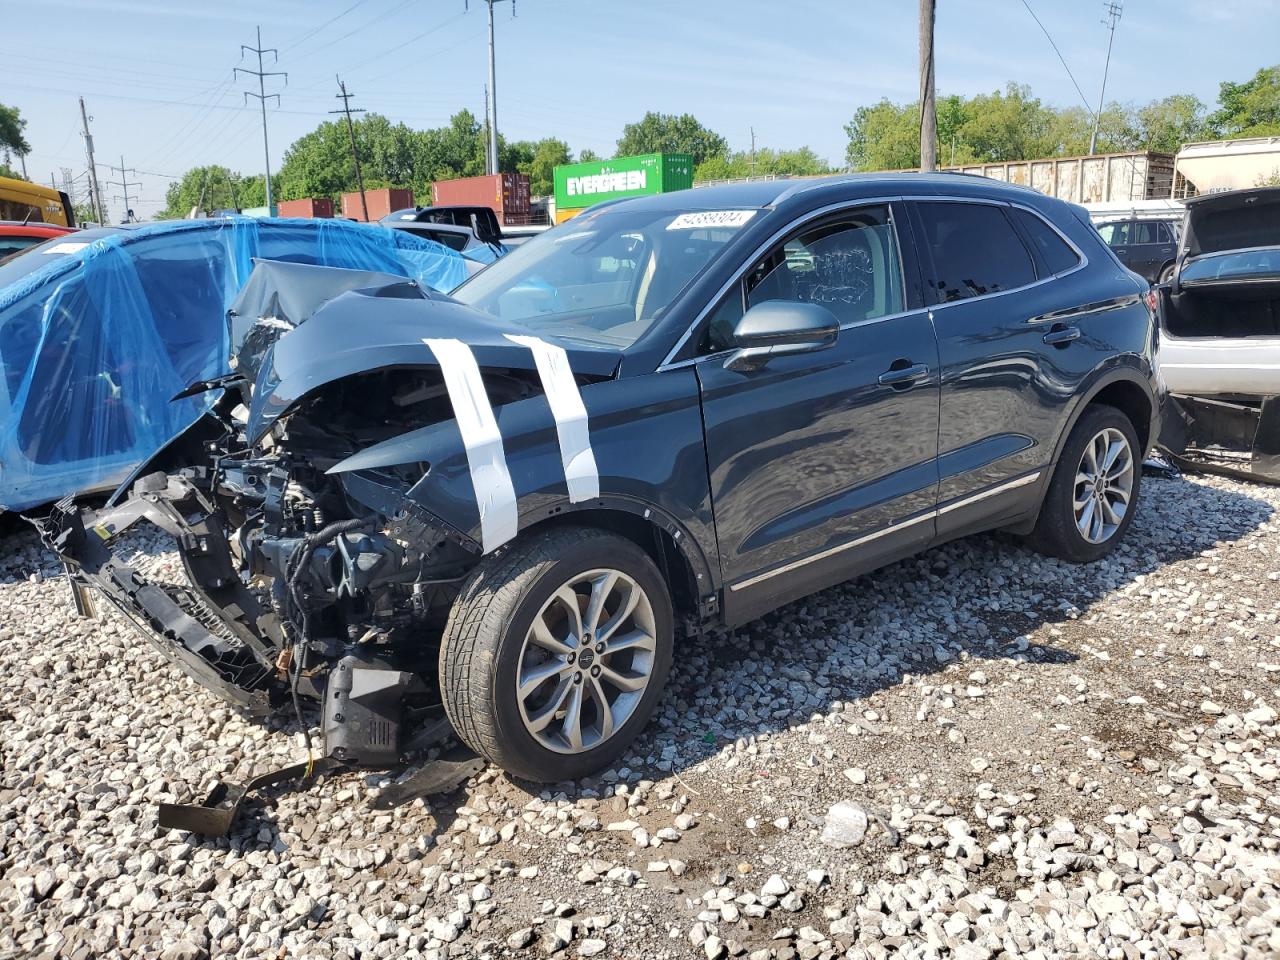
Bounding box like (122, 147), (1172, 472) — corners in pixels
(1017, 0), (1096, 118)
(331, 76), (369, 221)
(282, 0), (371, 52)
(236, 26), (288, 211)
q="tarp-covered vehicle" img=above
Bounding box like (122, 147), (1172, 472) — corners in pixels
(1157, 187), (1280, 481)
(0, 217), (468, 511)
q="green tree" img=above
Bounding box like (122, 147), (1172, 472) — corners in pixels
(616, 112), (728, 166)
(507, 137), (570, 195)
(0, 104), (31, 163)
(1132, 95), (1205, 152)
(844, 98), (921, 170)
(577, 148), (602, 163)
(695, 146), (829, 181)
(156, 166), (270, 219)
(1207, 64), (1280, 137)
(0, 162), (21, 180)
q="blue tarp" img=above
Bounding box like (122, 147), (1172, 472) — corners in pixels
(0, 217), (471, 511)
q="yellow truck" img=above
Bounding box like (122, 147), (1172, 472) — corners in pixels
(0, 175), (76, 227)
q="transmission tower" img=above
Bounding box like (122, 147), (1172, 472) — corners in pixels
(236, 27), (287, 211)
(1089, 1), (1123, 156)
(103, 156), (141, 223)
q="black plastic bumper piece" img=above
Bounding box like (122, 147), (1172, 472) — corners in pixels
(158, 757), (345, 835)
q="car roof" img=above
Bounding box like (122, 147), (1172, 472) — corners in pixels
(599, 172), (1051, 216)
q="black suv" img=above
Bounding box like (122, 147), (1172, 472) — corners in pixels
(49, 174), (1160, 783)
(1096, 215), (1179, 283)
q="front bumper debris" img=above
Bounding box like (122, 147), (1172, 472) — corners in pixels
(42, 480), (280, 714)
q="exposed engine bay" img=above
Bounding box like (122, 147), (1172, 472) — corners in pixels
(41, 260), (619, 771)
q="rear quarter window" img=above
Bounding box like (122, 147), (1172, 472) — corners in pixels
(1010, 207), (1081, 276)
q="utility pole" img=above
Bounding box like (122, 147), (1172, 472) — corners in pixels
(918, 0), (937, 172)
(483, 85), (492, 175)
(331, 76), (368, 221)
(79, 97), (107, 224)
(17, 151), (27, 180)
(468, 0), (514, 175)
(102, 155), (141, 223)
(1089, 1), (1123, 156)
(236, 26), (287, 211)
(749, 127), (757, 176)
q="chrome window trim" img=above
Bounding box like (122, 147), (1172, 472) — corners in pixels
(726, 469), (1042, 592)
(660, 195), (1090, 370)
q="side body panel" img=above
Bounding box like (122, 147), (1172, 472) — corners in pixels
(914, 200), (1153, 537)
(333, 367), (721, 596)
(696, 314), (941, 624)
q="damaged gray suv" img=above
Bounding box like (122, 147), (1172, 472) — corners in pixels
(46, 175), (1160, 783)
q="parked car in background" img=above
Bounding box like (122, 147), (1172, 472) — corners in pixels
(1095, 215), (1180, 284)
(0, 216), (469, 512)
(0, 221), (78, 261)
(47, 174), (1160, 784)
(1156, 187), (1280, 482)
(382, 205), (508, 269)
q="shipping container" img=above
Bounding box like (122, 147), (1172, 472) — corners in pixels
(941, 152), (1175, 204)
(240, 205), (274, 218)
(431, 173), (530, 224)
(342, 187), (414, 222)
(553, 153), (694, 214)
(277, 197), (334, 219)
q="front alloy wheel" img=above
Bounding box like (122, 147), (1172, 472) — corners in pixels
(516, 569), (658, 754)
(1073, 426), (1134, 544)
(440, 526), (674, 782)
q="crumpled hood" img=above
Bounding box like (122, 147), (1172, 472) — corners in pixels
(245, 284), (622, 441)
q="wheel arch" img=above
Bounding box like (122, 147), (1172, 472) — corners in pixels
(513, 499), (717, 625)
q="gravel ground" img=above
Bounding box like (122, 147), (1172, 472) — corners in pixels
(2, 470), (1279, 960)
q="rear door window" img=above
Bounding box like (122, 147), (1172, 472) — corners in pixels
(1096, 221), (1130, 246)
(914, 201), (1035, 303)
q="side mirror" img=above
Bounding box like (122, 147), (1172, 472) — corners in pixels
(724, 300), (840, 372)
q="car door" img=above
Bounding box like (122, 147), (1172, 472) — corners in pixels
(1126, 220), (1164, 282)
(910, 198), (1090, 538)
(693, 202), (941, 623)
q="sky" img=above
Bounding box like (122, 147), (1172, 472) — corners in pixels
(3, 0), (1277, 222)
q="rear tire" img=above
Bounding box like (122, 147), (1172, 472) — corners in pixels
(440, 526), (674, 782)
(1157, 262), (1175, 284)
(1027, 404), (1142, 563)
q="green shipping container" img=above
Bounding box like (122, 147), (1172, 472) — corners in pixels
(554, 153), (693, 212)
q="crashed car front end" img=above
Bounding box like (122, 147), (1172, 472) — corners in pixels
(43, 262), (630, 767)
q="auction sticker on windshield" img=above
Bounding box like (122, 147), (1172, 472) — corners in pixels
(666, 210), (757, 230)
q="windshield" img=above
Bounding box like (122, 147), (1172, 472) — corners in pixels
(450, 205), (754, 348)
(1181, 247), (1280, 284)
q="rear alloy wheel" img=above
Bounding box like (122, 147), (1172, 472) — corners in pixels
(1027, 404), (1142, 562)
(1072, 426), (1135, 545)
(440, 527), (673, 782)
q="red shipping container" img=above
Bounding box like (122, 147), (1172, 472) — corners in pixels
(277, 197), (334, 219)
(341, 187), (414, 222)
(431, 173), (530, 225)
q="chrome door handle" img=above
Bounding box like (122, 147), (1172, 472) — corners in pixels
(1043, 324), (1081, 346)
(878, 362), (930, 387)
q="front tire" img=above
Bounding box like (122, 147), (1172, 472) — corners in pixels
(1027, 404), (1142, 562)
(440, 526), (674, 782)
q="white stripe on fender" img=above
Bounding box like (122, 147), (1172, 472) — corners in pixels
(423, 338), (518, 553)
(505, 334), (601, 503)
